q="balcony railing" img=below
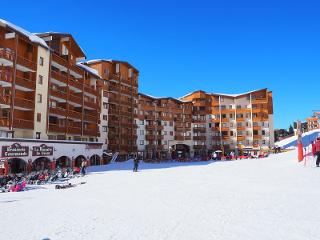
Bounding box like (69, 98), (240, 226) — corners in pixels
(0, 117), (9, 127)
(14, 97), (34, 110)
(49, 124), (66, 133)
(15, 76), (35, 89)
(0, 48), (14, 62)
(17, 55), (36, 71)
(68, 126), (81, 135)
(69, 94), (82, 105)
(0, 71), (12, 84)
(68, 110), (82, 119)
(0, 95), (11, 105)
(51, 89), (67, 100)
(51, 70), (68, 85)
(83, 113), (97, 122)
(83, 128), (99, 136)
(13, 118), (34, 129)
(50, 107), (66, 117)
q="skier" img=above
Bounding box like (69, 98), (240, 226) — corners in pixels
(81, 160), (87, 175)
(312, 138), (320, 167)
(212, 152), (217, 160)
(133, 157), (139, 172)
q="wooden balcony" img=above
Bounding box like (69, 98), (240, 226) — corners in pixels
(69, 78), (83, 91)
(15, 76), (35, 90)
(84, 85), (98, 96)
(193, 127), (206, 133)
(49, 124), (66, 133)
(67, 126), (81, 135)
(68, 110), (82, 119)
(13, 118), (34, 129)
(222, 135), (230, 140)
(50, 107), (66, 117)
(237, 136), (245, 141)
(252, 98), (267, 104)
(17, 55), (36, 71)
(14, 97), (34, 110)
(253, 135), (262, 140)
(174, 136), (184, 141)
(108, 109), (118, 115)
(146, 125), (155, 131)
(253, 126), (261, 130)
(51, 70), (68, 85)
(0, 95), (11, 106)
(83, 113), (97, 122)
(193, 136), (206, 141)
(52, 53), (68, 67)
(0, 117), (9, 127)
(109, 85), (120, 92)
(237, 118), (245, 122)
(51, 89), (67, 101)
(0, 48), (14, 62)
(237, 126), (245, 131)
(146, 135), (155, 141)
(69, 94), (82, 105)
(83, 128), (99, 136)
(221, 118), (229, 123)
(84, 100), (97, 109)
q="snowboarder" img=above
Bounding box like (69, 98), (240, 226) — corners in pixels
(81, 160), (87, 175)
(133, 157), (139, 172)
(312, 138), (320, 167)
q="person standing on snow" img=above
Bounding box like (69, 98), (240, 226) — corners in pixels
(312, 138), (320, 167)
(81, 160), (87, 175)
(133, 157), (140, 172)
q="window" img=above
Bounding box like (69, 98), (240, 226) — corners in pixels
(169, 122), (173, 126)
(140, 120), (144, 125)
(103, 115), (108, 121)
(39, 57), (44, 66)
(140, 140), (144, 145)
(103, 103), (108, 109)
(36, 132), (41, 139)
(38, 75), (43, 85)
(37, 94), (42, 103)
(116, 63), (120, 73)
(170, 131), (173, 136)
(102, 126), (107, 132)
(140, 130), (144, 135)
(37, 113), (41, 122)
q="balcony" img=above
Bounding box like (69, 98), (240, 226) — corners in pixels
(193, 145), (206, 150)
(145, 115), (155, 121)
(237, 118), (245, 122)
(50, 89), (67, 101)
(51, 70), (68, 85)
(69, 94), (82, 105)
(108, 109), (118, 115)
(13, 119), (34, 129)
(67, 126), (81, 135)
(14, 97), (34, 110)
(237, 126), (245, 131)
(222, 135), (230, 140)
(193, 136), (206, 141)
(237, 136), (245, 141)
(83, 128), (99, 136)
(83, 113), (97, 122)
(16, 55), (36, 71)
(50, 107), (66, 117)
(252, 98), (267, 104)
(0, 71), (12, 86)
(15, 76), (35, 90)
(146, 135), (155, 141)
(193, 127), (206, 133)
(68, 110), (82, 120)
(253, 135), (262, 140)
(84, 85), (98, 96)
(0, 48), (14, 62)
(174, 136), (184, 141)
(0, 95), (11, 106)
(109, 85), (120, 92)
(49, 124), (66, 133)
(84, 100), (97, 110)
(52, 54), (68, 68)
(69, 77), (83, 91)
(253, 126), (261, 130)
(0, 117), (9, 127)
(146, 125), (155, 131)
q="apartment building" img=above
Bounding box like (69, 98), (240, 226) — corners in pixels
(306, 116), (319, 131)
(0, 20), (105, 173)
(85, 60), (139, 160)
(137, 94), (193, 160)
(180, 88), (274, 155)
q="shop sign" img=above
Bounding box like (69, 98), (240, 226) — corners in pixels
(1, 143), (29, 157)
(32, 144), (53, 156)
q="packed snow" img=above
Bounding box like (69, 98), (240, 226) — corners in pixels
(1, 150), (320, 240)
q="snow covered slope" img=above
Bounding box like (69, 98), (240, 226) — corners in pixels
(276, 129), (320, 149)
(1, 150), (320, 240)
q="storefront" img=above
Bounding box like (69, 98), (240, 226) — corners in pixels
(0, 138), (103, 175)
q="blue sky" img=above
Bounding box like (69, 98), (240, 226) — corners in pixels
(2, 0), (320, 129)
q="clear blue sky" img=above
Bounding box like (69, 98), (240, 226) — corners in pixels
(2, 0), (320, 129)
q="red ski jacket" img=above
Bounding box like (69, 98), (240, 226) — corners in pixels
(314, 140), (320, 154)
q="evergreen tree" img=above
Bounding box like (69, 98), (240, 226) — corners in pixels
(288, 125), (294, 135)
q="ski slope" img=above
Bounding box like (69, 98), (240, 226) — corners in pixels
(276, 129), (320, 149)
(1, 150), (320, 240)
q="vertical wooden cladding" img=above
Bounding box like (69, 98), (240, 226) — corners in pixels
(0, 23), (39, 131)
(85, 60), (139, 156)
(35, 32), (101, 138)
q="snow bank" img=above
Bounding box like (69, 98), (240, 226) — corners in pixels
(276, 129), (320, 149)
